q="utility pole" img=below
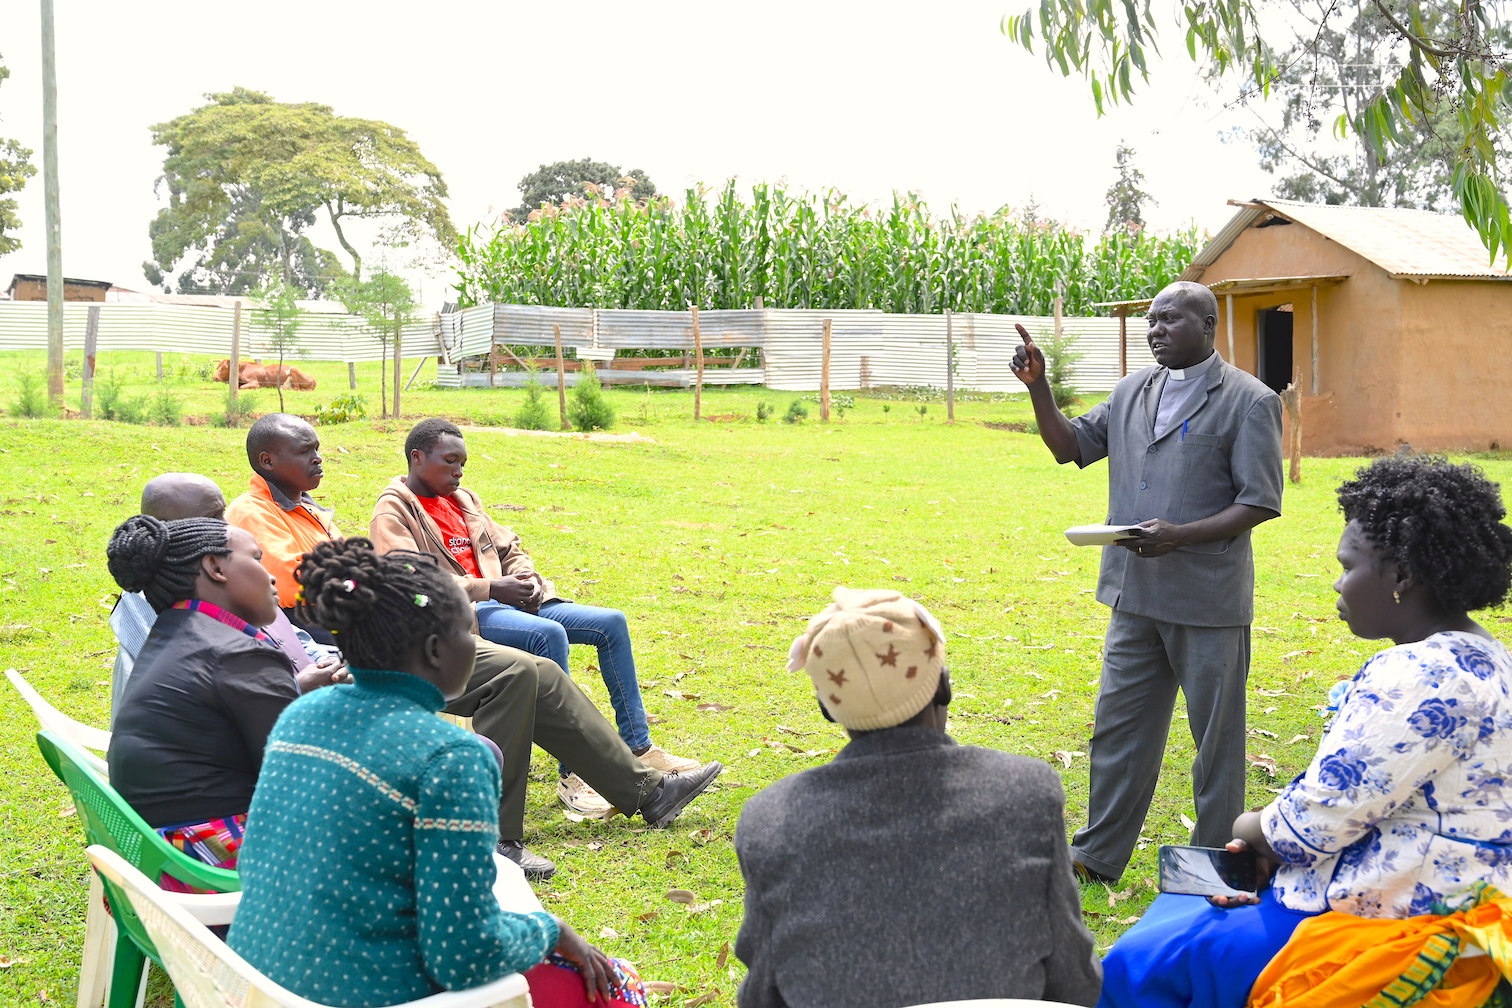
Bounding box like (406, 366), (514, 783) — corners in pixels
(40, 0), (64, 408)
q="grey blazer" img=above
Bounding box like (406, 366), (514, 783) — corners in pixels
(1071, 356), (1283, 626)
(734, 726), (1101, 1008)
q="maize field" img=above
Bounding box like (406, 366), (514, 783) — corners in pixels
(455, 181), (1202, 315)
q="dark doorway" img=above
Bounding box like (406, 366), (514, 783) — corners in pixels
(1257, 305), (1294, 393)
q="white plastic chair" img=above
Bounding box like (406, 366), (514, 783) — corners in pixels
(6, 667), (111, 774)
(7, 668), (116, 1008)
(86, 845), (532, 1008)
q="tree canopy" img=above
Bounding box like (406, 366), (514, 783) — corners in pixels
(1104, 141), (1153, 233)
(513, 158), (657, 219)
(1003, 0), (1512, 261)
(146, 87), (453, 295)
(1243, 1), (1510, 209)
(0, 55), (37, 256)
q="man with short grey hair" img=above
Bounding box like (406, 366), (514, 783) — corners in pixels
(1012, 280), (1283, 883)
(735, 588), (1100, 1008)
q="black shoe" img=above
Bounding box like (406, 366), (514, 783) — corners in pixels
(1073, 860), (1119, 885)
(639, 762), (723, 828)
(497, 839), (557, 881)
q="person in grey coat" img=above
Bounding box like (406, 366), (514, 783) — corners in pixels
(734, 588), (1101, 1008)
(1012, 280), (1283, 883)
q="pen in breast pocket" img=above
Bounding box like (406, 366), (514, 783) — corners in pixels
(1181, 420), (1188, 442)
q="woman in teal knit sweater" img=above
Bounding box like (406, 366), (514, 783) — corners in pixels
(228, 538), (623, 1007)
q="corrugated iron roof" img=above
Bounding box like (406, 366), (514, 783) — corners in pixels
(1182, 199), (1512, 282)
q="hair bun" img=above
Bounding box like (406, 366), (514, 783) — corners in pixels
(106, 515), (169, 593)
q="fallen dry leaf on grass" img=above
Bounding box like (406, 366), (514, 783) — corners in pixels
(685, 989), (721, 1007)
(715, 941), (730, 969)
(665, 889), (697, 904)
(642, 980), (680, 995)
(1179, 812), (1196, 831)
(1248, 753), (1278, 776)
(694, 702), (734, 712)
(598, 926), (620, 939)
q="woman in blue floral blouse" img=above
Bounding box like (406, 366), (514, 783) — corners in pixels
(1099, 455), (1512, 1008)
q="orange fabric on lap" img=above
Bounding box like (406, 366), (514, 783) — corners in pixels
(1247, 893), (1512, 1008)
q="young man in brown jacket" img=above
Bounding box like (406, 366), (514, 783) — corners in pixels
(370, 418), (710, 816)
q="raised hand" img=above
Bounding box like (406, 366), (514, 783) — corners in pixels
(1011, 323), (1046, 386)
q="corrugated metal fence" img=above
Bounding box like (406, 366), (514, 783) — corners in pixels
(0, 300), (434, 361)
(0, 300), (1135, 393)
(437, 305), (1132, 393)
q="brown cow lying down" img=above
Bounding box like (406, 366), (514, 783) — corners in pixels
(212, 359), (316, 390)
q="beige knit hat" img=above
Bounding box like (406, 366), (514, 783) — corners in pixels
(787, 587), (948, 730)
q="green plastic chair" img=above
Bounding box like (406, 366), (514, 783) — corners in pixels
(36, 730), (240, 1008)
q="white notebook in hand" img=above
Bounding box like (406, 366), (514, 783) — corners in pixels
(1064, 523), (1143, 546)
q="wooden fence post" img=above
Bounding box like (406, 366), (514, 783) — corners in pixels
(945, 309), (955, 422)
(820, 318), (832, 422)
(81, 305), (98, 418)
(692, 304), (703, 421)
(230, 301), (241, 406)
(553, 324), (569, 431)
(155, 352), (163, 381)
(1226, 293), (1235, 363)
(392, 322), (403, 418)
(1118, 312), (1127, 376)
(1281, 373), (1303, 483)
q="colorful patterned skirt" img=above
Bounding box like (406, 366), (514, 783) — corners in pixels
(525, 953), (650, 1007)
(155, 813), (246, 894)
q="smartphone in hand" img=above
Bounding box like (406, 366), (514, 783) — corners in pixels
(1157, 845), (1259, 897)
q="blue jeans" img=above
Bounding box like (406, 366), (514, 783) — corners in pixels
(473, 600), (651, 754)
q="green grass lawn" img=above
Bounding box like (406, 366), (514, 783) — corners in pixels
(1, 358), (1508, 1005)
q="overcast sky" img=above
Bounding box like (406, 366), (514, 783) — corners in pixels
(0, 0), (1280, 307)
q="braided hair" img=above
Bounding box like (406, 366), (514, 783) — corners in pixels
(106, 515), (231, 612)
(295, 538), (468, 670)
(1338, 455), (1512, 614)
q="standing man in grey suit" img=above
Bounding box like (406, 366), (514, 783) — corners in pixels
(734, 588), (1100, 1008)
(1011, 280), (1283, 884)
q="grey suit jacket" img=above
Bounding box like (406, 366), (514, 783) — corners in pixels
(1071, 355), (1283, 626)
(734, 726), (1101, 1008)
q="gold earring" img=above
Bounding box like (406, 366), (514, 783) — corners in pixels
(1392, 590), (1402, 605)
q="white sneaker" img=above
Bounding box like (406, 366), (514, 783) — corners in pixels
(636, 745), (702, 773)
(556, 773), (615, 818)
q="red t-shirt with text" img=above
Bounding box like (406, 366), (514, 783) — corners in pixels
(417, 494), (482, 578)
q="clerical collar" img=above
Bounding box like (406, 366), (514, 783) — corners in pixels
(1166, 351), (1218, 382)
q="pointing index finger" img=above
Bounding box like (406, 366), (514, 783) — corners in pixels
(1015, 322), (1036, 347)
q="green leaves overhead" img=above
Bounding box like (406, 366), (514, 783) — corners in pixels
(1002, 0), (1512, 263)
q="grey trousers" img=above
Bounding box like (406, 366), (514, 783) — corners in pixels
(445, 639), (662, 842)
(1070, 609), (1250, 879)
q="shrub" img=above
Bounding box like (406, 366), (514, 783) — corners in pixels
(755, 400), (773, 422)
(1041, 330), (1084, 412)
(567, 369), (616, 431)
(148, 385), (183, 426)
(10, 373), (46, 418)
(312, 393), (368, 425)
(211, 389), (258, 428)
(916, 404), (929, 419)
(783, 400), (809, 424)
(96, 371), (149, 423)
(515, 378), (552, 431)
